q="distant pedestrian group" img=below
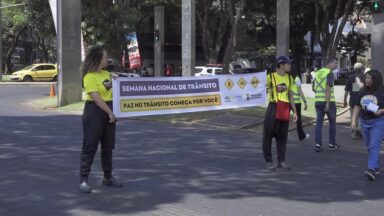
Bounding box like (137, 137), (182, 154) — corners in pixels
(262, 56), (384, 182)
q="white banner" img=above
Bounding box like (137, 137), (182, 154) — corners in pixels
(113, 71), (267, 118)
(48, 0), (57, 33)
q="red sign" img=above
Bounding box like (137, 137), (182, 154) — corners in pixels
(127, 32), (142, 69)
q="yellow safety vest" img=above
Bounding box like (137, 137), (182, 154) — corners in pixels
(314, 68), (335, 102)
(292, 76), (301, 104)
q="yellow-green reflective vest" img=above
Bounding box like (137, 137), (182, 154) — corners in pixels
(314, 68), (335, 102)
(292, 76), (301, 104)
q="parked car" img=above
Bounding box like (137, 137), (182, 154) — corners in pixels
(112, 72), (140, 78)
(10, 63), (57, 82)
(195, 66), (231, 76)
(231, 68), (261, 74)
(105, 64), (142, 77)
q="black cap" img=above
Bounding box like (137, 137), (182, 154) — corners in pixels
(276, 56), (291, 65)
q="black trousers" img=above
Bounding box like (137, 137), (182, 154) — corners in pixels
(295, 103), (306, 140)
(80, 101), (116, 181)
(262, 102), (289, 163)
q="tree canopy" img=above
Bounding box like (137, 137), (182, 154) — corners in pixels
(1, 0), (372, 74)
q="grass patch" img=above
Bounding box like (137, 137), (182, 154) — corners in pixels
(31, 96), (84, 113)
(302, 97), (346, 118)
(1, 75), (11, 82)
(302, 97), (316, 118)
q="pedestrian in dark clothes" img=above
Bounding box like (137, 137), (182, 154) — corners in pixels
(79, 47), (123, 193)
(262, 56), (298, 171)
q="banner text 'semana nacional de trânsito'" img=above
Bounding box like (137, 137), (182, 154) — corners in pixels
(112, 72), (266, 117)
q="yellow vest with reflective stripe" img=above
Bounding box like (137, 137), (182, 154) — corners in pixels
(267, 72), (292, 103)
(292, 76), (301, 104)
(314, 68), (335, 102)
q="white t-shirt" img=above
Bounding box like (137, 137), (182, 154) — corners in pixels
(296, 78), (302, 87)
(311, 71), (315, 80)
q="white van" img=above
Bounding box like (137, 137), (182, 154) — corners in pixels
(194, 66), (225, 76)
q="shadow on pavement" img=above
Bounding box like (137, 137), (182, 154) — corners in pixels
(0, 115), (383, 215)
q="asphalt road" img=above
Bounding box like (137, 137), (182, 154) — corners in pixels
(0, 84), (57, 116)
(0, 85), (383, 216)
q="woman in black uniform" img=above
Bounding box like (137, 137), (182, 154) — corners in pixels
(79, 47), (123, 193)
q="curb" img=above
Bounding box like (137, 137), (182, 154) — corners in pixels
(0, 82), (55, 86)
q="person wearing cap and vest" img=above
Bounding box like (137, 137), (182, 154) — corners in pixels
(290, 68), (310, 141)
(313, 58), (340, 152)
(79, 47), (123, 193)
(263, 56), (298, 171)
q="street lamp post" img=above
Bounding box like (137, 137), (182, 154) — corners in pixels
(181, 0), (195, 76)
(0, 0), (2, 81)
(276, 0), (290, 57)
(371, 13), (384, 79)
(56, 0), (82, 106)
(154, 6), (165, 77)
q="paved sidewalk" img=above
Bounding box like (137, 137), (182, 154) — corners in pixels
(1, 110), (383, 216)
(1, 85), (384, 216)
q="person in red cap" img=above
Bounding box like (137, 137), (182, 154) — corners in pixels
(262, 56), (298, 171)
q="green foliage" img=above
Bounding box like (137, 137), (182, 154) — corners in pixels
(24, 0), (55, 34)
(81, 0), (180, 60)
(81, 0), (142, 59)
(2, 0), (28, 42)
(2, 0), (29, 73)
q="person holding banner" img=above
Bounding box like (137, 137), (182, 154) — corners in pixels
(263, 56), (298, 171)
(79, 47), (123, 193)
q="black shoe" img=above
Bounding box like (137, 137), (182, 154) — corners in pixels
(328, 144), (340, 151)
(102, 177), (123, 187)
(79, 181), (92, 193)
(365, 169), (376, 181)
(277, 162), (292, 170)
(314, 144), (324, 152)
(265, 162), (276, 171)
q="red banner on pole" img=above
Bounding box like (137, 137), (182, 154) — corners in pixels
(127, 32), (142, 69)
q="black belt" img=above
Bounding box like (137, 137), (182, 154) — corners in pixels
(86, 101), (112, 105)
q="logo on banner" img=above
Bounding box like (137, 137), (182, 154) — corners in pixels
(251, 77), (260, 88)
(246, 93), (262, 101)
(237, 78), (247, 89)
(225, 79), (234, 90)
(224, 95), (244, 103)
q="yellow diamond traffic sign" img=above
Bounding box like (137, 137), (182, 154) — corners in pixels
(237, 77), (247, 89)
(251, 77), (260, 88)
(225, 79), (234, 90)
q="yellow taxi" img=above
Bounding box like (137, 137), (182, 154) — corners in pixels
(10, 63), (58, 82)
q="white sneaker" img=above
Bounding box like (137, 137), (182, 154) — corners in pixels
(300, 134), (310, 141)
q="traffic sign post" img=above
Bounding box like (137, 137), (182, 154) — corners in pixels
(154, 6), (164, 77)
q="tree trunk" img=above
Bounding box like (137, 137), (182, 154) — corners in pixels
(222, 0), (245, 73)
(197, 0), (230, 64)
(330, 0), (354, 59)
(40, 37), (49, 62)
(314, 0), (354, 65)
(5, 27), (27, 74)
